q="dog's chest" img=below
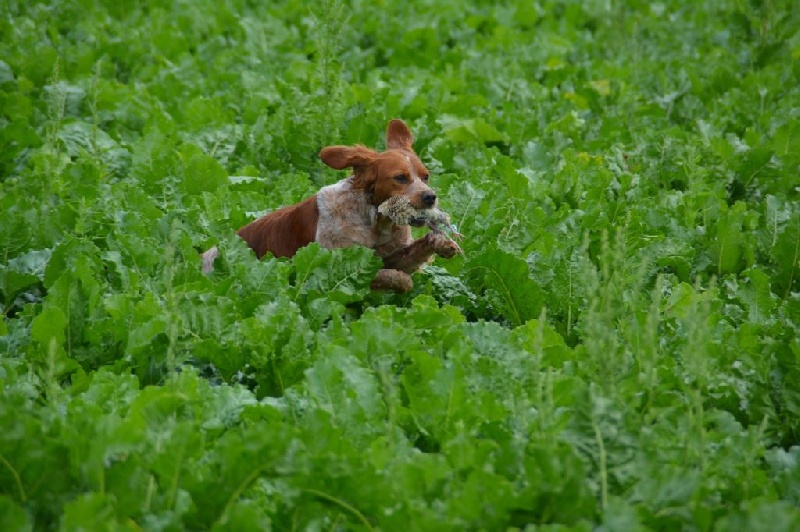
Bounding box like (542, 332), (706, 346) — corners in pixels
(315, 178), (381, 249)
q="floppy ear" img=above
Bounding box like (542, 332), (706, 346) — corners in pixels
(386, 119), (414, 151)
(319, 145), (377, 170)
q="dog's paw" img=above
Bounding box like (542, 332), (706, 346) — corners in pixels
(371, 268), (414, 293)
(431, 233), (462, 259)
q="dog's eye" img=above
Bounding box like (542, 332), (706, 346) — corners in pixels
(422, 174), (430, 182)
(394, 174), (408, 184)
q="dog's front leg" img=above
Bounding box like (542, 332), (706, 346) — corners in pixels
(379, 232), (460, 274)
(370, 268), (414, 292)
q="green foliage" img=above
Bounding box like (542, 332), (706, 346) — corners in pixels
(2, 0), (800, 529)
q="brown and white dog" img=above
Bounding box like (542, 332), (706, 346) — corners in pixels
(204, 119), (459, 292)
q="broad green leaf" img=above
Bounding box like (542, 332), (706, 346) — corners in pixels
(186, 420), (297, 527)
(511, 318), (576, 367)
(60, 493), (124, 531)
(714, 500), (800, 532)
(401, 349), (465, 441)
(600, 497), (647, 532)
(0, 60), (14, 85)
(771, 210), (800, 298)
(0, 497), (31, 532)
(0, 270), (39, 304)
(0, 248), (49, 303)
(182, 144), (228, 195)
(292, 243), (382, 306)
(736, 268), (778, 324)
(712, 202), (746, 275)
(439, 115), (509, 146)
(236, 298), (313, 396)
(57, 120), (130, 175)
(30, 306), (68, 353)
(465, 247), (543, 326)
(299, 349), (387, 437)
(215, 500), (272, 531)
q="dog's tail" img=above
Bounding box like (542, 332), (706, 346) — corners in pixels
(201, 246), (219, 274)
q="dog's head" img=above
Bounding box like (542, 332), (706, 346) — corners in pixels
(319, 119), (436, 220)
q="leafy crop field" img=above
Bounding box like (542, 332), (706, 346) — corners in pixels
(2, 0), (800, 529)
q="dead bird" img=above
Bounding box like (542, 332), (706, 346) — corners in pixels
(378, 195), (463, 249)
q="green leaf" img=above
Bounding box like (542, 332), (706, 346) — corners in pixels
(511, 318), (576, 367)
(771, 120), (800, 169)
(60, 493), (121, 530)
(131, 127), (181, 194)
(736, 268), (778, 324)
(236, 298), (313, 396)
(601, 497), (647, 532)
(125, 293), (168, 357)
(57, 120), (130, 175)
(30, 306), (68, 347)
(297, 349), (387, 439)
(182, 144), (228, 195)
(28, 305), (81, 379)
(0, 248), (49, 303)
(714, 500), (800, 532)
(0, 60), (14, 85)
(0, 270), (39, 304)
(465, 247), (543, 326)
(0, 496), (31, 532)
(712, 202), (746, 275)
(439, 115), (509, 147)
(401, 349), (465, 442)
(771, 210), (800, 298)
(631, 464), (701, 514)
(292, 244), (382, 306)
(187, 420), (297, 527)
(215, 499), (272, 531)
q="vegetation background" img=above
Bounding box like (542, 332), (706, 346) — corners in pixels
(1, 0), (799, 529)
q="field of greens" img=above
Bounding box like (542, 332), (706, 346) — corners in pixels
(2, 0), (800, 529)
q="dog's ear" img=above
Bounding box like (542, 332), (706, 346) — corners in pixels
(386, 119), (414, 151)
(319, 145), (377, 170)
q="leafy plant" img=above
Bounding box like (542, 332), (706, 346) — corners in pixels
(2, 0), (800, 529)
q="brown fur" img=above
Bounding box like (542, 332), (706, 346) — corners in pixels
(236, 196), (319, 259)
(318, 146), (434, 208)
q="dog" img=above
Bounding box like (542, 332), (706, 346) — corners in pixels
(204, 119), (459, 292)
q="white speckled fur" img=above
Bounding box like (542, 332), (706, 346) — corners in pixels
(315, 176), (411, 251)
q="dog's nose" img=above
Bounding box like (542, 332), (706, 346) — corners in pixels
(422, 191), (437, 207)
